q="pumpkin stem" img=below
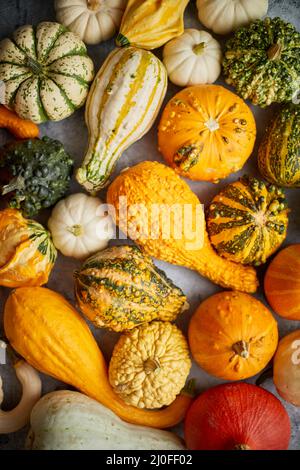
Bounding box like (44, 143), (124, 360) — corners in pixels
(232, 340), (250, 359)
(116, 33), (130, 47)
(144, 358), (160, 374)
(267, 43), (283, 61)
(26, 56), (44, 75)
(234, 444), (251, 450)
(205, 117), (219, 132)
(68, 224), (84, 237)
(1, 175), (25, 196)
(193, 42), (206, 55)
(87, 0), (101, 11)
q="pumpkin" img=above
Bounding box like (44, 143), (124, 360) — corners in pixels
(158, 85), (256, 182)
(48, 193), (114, 259)
(196, 0), (268, 35)
(107, 161), (258, 293)
(188, 291), (278, 381)
(74, 245), (188, 332)
(27, 391), (185, 450)
(0, 208), (57, 288)
(223, 17), (300, 107)
(258, 104), (300, 187)
(0, 21), (94, 123)
(116, 0), (189, 50)
(76, 47), (167, 193)
(4, 287), (194, 428)
(0, 137), (73, 217)
(273, 330), (300, 407)
(55, 0), (126, 45)
(184, 382), (291, 450)
(163, 29), (222, 87)
(207, 175), (289, 266)
(264, 245), (300, 320)
(109, 321), (191, 409)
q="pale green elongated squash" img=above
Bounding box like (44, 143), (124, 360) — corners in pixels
(76, 47), (168, 193)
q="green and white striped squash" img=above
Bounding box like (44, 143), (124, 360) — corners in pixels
(0, 22), (94, 123)
(76, 47), (167, 193)
(258, 104), (300, 187)
(207, 175), (289, 266)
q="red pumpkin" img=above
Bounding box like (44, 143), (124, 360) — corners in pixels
(184, 382), (291, 450)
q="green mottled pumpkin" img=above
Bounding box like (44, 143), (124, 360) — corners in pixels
(74, 245), (188, 332)
(207, 176), (289, 266)
(223, 18), (300, 107)
(258, 104), (300, 187)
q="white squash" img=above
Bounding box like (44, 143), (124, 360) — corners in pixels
(163, 29), (222, 87)
(27, 390), (185, 450)
(55, 0), (127, 45)
(196, 0), (269, 35)
(76, 47), (167, 193)
(48, 193), (114, 259)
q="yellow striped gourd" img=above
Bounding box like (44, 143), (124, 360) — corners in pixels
(76, 47), (167, 193)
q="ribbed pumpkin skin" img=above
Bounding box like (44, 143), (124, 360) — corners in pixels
(188, 291), (278, 381)
(223, 17), (300, 107)
(207, 175), (289, 265)
(264, 245), (300, 320)
(184, 383), (291, 450)
(258, 104), (300, 187)
(76, 47), (167, 193)
(0, 22), (94, 123)
(158, 85), (256, 182)
(75, 246), (188, 332)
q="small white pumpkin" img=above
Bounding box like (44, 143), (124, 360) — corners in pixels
(55, 0), (127, 45)
(196, 0), (268, 35)
(163, 29), (222, 87)
(48, 193), (114, 259)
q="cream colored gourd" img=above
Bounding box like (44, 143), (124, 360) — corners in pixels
(163, 29), (222, 87)
(55, 0), (127, 45)
(196, 0), (268, 35)
(48, 193), (113, 259)
(27, 391), (185, 450)
(76, 47), (167, 193)
(0, 343), (41, 434)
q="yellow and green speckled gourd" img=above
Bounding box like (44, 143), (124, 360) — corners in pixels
(76, 47), (167, 193)
(258, 104), (300, 187)
(74, 245), (188, 332)
(207, 175), (289, 266)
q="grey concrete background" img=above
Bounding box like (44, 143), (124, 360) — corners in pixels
(0, 0), (299, 450)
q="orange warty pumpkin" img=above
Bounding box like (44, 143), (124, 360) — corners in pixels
(188, 291), (278, 380)
(158, 85), (256, 182)
(264, 244), (300, 320)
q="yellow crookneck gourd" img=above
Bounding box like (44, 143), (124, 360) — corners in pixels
(116, 0), (189, 50)
(107, 161), (258, 293)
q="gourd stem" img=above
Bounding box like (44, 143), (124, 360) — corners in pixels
(234, 444), (251, 450)
(116, 33), (130, 47)
(68, 224), (84, 237)
(144, 358), (160, 374)
(87, 0), (101, 11)
(232, 340), (250, 359)
(267, 43), (283, 61)
(193, 42), (206, 55)
(26, 56), (44, 75)
(1, 175), (25, 195)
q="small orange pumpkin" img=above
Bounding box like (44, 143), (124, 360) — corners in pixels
(158, 85), (256, 182)
(188, 291), (278, 381)
(264, 244), (300, 320)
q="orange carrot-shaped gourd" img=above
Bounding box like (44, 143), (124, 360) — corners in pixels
(0, 106), (39, 139)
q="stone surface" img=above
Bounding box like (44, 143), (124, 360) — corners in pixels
(0, 0), (299, 450)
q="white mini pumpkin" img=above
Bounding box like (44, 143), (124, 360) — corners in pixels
(163, 29), (222, 87)
(48, 193), (114, 259)
(55, 0), (127, 45)
(196, 0), (268, 35)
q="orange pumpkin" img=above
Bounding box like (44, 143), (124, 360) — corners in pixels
(188, 291), (278, 380)
(264, 245), (300, 320)
(158, 85), (256, 182)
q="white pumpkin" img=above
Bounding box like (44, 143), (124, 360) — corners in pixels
(48, 193), (114, 259)
(163, 29), (222, 87)
(55, 0), (127, 45)
(196, 0), (268, 35)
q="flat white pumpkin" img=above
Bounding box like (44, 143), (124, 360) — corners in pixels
(55, 0), (127, 45)
(163, 29), (222, 87)
(196, 0), (268, 35)
(48, 193), (114, 259)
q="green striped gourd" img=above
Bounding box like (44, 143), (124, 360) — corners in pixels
(258, 104), (300, 187)
(74, 245), (188, 332)
(0, 22), (94, 123)
(207, 176), (289, 266)
(76, 47), (167, 193)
